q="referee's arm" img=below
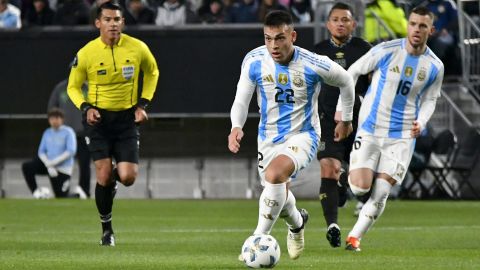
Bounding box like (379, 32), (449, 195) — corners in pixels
(138, 42), (159, 105)
(67, 53), (88, 110)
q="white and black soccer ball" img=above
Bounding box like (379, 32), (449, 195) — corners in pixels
(241, 234), (280, 268)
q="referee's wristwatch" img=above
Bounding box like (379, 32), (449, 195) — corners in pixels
(80, 102), (94, 115)
(136, 98), (150, 110)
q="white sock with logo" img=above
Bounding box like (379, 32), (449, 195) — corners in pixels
(254, 182), (287, 235)
(349, 178), (392, 239)
(280, 190), (302, 230)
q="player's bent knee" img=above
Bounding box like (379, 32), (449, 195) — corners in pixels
(349, 178), (370, 196)
(264, 170), (288, 184)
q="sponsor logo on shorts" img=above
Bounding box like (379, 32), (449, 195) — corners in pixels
(288, 145), (298, 153)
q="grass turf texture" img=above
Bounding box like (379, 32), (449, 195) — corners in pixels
(1, 199), (479, 269)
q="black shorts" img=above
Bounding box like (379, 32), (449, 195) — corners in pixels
(83, 108), (140, 163)
(316, 109), (357, 162)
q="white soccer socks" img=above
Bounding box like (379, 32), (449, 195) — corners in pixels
(254, 182), (287, 235)
(349, 178), (392, 239)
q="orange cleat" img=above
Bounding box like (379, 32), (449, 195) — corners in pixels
(345, 236), (361, 252)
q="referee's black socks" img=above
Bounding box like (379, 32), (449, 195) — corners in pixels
(95, 182), (115, 232)
(319, 178), (339, 226)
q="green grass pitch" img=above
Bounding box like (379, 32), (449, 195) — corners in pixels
(1, 199), (479, 269)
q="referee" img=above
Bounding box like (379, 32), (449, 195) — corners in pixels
(67, 1), (159, 246)
(314, 2), (371, 248)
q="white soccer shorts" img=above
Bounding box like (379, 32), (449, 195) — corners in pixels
(349, 132), (415, 184)
(257, 132), (319, 185)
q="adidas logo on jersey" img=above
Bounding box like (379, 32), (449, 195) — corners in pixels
(389, 66), (400, 73)
(262, 74), (274, 83)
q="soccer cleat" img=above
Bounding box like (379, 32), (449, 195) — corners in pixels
(287, 208), (309, 259)
(100, 231), (115, 246)
(326, 223), (341, 248)
(345, 236), (361, 252)
(338, 168), (349, 207)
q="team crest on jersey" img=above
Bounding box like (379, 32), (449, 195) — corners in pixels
(417, 67), (427, 81)
(278, 73), (288, 85)
(335, 52), (345, 59)
(293, 75), (304, 88)
(404, 66), (413, 77)
(122, 65), (135, 80)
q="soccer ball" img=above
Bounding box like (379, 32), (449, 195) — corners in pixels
(241, 234), (280, 268)
(33, 187), (52, 199)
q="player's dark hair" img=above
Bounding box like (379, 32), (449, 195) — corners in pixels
(328, 2), (355, 19)
(97, 1), (123, 19)
(410, 6), (435, 22)
(264, 10), (294, 28)
(48, 108), (64, 119)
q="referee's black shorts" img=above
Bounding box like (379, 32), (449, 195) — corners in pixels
(317, 109), (357, 162)
(83, 107), (140, 163)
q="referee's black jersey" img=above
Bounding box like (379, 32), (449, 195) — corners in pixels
(314, 37), (371, 114)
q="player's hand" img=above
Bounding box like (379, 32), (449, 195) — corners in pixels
(411, 120), (422, 138)
(86, 108), (101, 126)
(135, 107), (148, 124)
(334, 121), (353, 142)
(228, 127), (244, 154)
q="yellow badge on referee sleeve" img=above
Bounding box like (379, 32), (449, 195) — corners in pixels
(122, 65), (135, 80)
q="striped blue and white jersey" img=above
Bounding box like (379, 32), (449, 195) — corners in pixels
(348, 38), (444, 139)
(231, 45), (354, 144)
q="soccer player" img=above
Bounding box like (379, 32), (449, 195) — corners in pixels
(344, 6), (443, 251)
(67, 1), (159, 246)
(228, 10), (355, 260)
(313, 2), (371, 248)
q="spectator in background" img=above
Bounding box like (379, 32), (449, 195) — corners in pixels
(0, 0), (21, 29)
(198, 0), (224, 23)
(224, 0), (258, 23)
(54, 0), (90, 25)
(155, 0), (198, 26)
(289, 0), (312, 24)
(424, 0), (458, 62)
(48, 79), (90, 199)
(89, 0), (110, 24)
(124, 0), (155, 24)
(22, 108), (77, 199)
(363, 0), (407, 44)
(257, 0), (286, 22)
(25, 0), (55, 26)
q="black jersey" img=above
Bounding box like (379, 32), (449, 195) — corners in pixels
(314, 37), (371, 114)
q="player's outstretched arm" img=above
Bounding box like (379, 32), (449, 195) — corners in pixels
(228, 127), (244, 154)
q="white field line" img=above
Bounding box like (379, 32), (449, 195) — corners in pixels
(1, 225), (480, 235)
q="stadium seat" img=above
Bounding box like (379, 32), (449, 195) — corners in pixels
(446, 127), (480, 199)
(424, 129), (459, 199)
